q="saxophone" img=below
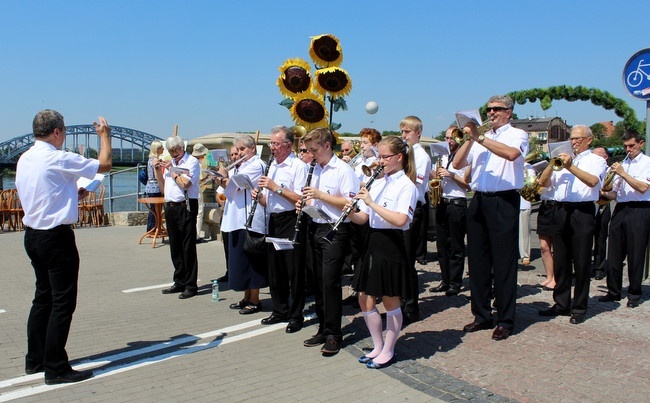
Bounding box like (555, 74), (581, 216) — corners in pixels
(429, 156), (442, 208)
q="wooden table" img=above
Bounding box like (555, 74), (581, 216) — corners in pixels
(137, 197), (167, 248)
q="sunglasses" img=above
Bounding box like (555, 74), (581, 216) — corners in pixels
(299, 148), (309, 153)
(486, 106), (510, 112)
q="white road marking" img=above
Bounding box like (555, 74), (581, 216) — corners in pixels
(0, 314), (316, 402)
(122, 280), (204, 293)
(0, 310), (6, 314)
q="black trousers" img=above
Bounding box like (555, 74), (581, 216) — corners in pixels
(435, 200), (467, 289)
(268, 210), (306, 321)
(467, 191), (519, 330)
(402, 201), (425, 314)
(606, 202), (650, 301)
(548, 202), (596, 315)
(310, 222), (349, 339)
(165, 199), (199, 292)
(24, 225), (79, 376)
(593, 203), (611, 275)
(415, 193), (430, 261)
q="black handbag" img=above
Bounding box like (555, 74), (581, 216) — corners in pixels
(242, 230), (266, 255)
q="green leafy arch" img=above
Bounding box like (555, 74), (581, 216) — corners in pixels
(479, 86), (643, 132)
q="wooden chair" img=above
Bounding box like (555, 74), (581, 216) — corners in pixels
(79, 185), (106, 227)
(3, 189), (24, 231)
(0, 190), (10, 230)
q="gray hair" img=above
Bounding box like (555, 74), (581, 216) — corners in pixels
(33, 109), (65, 137)
(234, 134), (256, 149)
(488, 95), (514, 110)
(271, 125), (294, 144)
(165, 136), (185, 151)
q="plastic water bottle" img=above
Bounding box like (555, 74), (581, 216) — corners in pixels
(212, 280), (219, 302)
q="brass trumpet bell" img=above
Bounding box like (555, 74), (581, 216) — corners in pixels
(450, 128), (469, 146)
(361, 161), (380, 177)
(550, 157), (564, 171)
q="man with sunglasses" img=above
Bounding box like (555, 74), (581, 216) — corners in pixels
(536, 125), (607, 324)
(453, 95), (528, 341)
(599, 131), (649, 308)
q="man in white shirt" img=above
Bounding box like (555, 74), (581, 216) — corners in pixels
(16, 110), (112, 384)
(537, 125), (607, 324)
(599, 131), (650, 308)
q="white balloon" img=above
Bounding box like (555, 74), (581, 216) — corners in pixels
(365, 101), (378, 114)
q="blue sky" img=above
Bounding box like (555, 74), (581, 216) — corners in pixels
(1, 0), (648, 142)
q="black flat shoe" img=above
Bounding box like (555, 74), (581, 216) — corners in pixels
(25, 363), (44, 375)
(569, 314), (585, 324)
(178, 290), (196, 299)
(162, 285), (184, 294)
(358, 355), (375, 364)
(230, 299), (248, 310)
(429, 283), (449, 293)
(303, 333), (326, 347)
(239, 302), (262, 315)
(366, 357), (394, 369)
(45, 369), (93, 385)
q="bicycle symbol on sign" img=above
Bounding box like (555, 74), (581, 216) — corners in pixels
(626, 59), (650, 88)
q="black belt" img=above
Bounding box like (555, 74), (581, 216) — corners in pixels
(442, 197), (466, 206)
(475, 190), (518, 197)
(617, 201), (650, 207)
(25, 224), (73, 231)
(166, 201), (186, 206)
(544, 200), (594, 207)
(270, 210), (296, 218)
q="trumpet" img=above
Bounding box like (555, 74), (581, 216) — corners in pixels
(347, 152), (363, 167)
(549, 157), (564, 171)
(429, 156), (442, 208)
(451, 121), (493, 146)
(597, 152), (629, 205)
(361, 161), (381, 177)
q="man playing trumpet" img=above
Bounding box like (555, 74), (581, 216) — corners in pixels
(598, 131), (650, 308)
(537, 125), (607, 324)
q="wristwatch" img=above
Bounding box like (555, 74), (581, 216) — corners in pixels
(477, 134), (485, 144)
(276, 184), (284, 195)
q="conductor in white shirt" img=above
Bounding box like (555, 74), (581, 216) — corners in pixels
(16, 110), (112, 384)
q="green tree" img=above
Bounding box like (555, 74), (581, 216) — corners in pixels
(590, 123), (606, 139)
(382, 130), (400, 137)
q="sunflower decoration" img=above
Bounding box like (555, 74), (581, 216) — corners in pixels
(314, 67), (352, 98)
(277, 58), (312, 98)
(290, 93), (329, 130)
(309, 34), (343, 67)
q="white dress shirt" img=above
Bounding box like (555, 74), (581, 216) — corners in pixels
(412, 143), (432, 203)
(221, 155), (266, 233)
(549, 149), (607, 202)
(265, 153), (308, 213)
(163, 152), (201, 201)
(359, 169), (418, 230)
(612, 153), (650, 202)
(310, 154), (360, 224)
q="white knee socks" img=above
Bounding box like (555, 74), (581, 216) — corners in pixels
(374, 307), (402, 364)
(362, 308), (384, 359)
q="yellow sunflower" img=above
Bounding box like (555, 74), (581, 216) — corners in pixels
(309, 34), (343, 67)
(314, 67), (352, 98)
(277, 58), (312, 98)
(290, 93), (329, 130)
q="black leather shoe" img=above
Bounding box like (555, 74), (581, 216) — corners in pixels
(492, 326), (512, 341)
(569, 314), (586, 324)
(538, 305), (570, 317)
(44, 369), (93, 385)
(216, 274), (228, 283)
(321, 337), (341, 355)
(627, 299), (640, 308)
(429, 283), (449, 293)
(261, 314), (288, 325)
(162, 285), (184, 294)
(25, 363), (44, 375)
(598, 294), (621, 302)
(178, 290), (196, 299)
(285, 319), (303, 333)
(303, 333), (326, 347)
(463, 320), (494, 332)
(445, 287), (461, 296)
(403, 312), (420, 326)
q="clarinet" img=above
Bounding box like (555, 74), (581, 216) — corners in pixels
(323, 165), (384, 243)
(245, 153), (275, 229)
(291, 159), (317, 244)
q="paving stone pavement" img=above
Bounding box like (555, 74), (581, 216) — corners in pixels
(1, 209), (648, 402)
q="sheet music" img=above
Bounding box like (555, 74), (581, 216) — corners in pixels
(429, 142), (450, 158)
(454, 109), (482, 128)
(170, 166), (190, 175)
(230, 174), (255, 191)
(77, 173), (105, 192)
(547, 141), (573, 158)
(265, 237), (295, 250)
(302, 206), (333, 223)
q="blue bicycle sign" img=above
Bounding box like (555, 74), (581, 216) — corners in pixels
(623, 48), (650, 100)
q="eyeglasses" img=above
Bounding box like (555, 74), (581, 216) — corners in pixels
(444, 137), (453, 140)
(378, 153), (397, 161)
(269, 141), (290, 147)
(486, 106), (509, 112)
(299, 148), (309, 153)
(569, 136), (588, 141)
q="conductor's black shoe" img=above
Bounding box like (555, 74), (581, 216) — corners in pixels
(178, 290), (196, 299)
(598, 294), (621, 302)
(44, 369), (93, 385)
(429, 283), (449, 293)
(569, 314), (586, 324)
(303, 333), (326, 347)
(627, 299), (640, 308)
(162, 285), (184, 294)
(538, 305), (570, 317)
(445, 287), (461, 296)
(25, 363), (44, 375)
(261, 314), (288, 325)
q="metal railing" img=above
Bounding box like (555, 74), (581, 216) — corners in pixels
(103, 165), (146, 213)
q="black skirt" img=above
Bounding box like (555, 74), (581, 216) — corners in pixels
(227, 229), (269, 291)
(354, 228), (411, 298)
(536, 201), (554, 236)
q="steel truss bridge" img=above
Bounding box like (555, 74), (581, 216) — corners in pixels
(0, 125), (164, 167)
